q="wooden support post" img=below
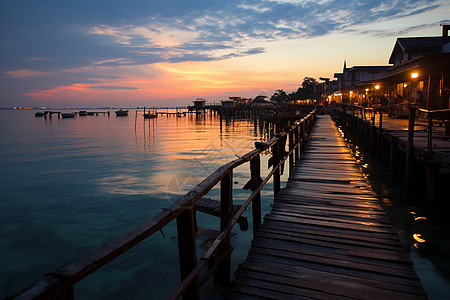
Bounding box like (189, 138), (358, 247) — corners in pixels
(370, 115), (376, 151)
(273, 142), (281, 198)
(289, 130), (294, 174)
(426, 117), (436, 203)
(47, 285), (74, 300)
(377, 111), (383, 158)
(300, 123), (305, 156)
(427, 117), (433, 161)
(250, 156), (261, 237)
(405, 104), (416, 198)
(214, 171), (232, 286)
(294, 124), (300, 161)
(176, 207), (200, 300)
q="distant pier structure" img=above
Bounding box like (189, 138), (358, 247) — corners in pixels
(187, 98), (207, 112)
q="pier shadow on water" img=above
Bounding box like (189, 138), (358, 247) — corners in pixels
(332, 115), (450, 299)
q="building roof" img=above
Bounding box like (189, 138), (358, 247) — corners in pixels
(348, 65), (391, 71)
(383, 52), (450, 82)
(388, 36), (445, 64)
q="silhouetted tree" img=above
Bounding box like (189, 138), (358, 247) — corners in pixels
(270, 89), (288, 105)
(271, 77), (321, 103)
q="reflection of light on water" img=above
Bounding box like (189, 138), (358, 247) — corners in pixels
(381, 197), (392, 206)
(415, 216), (428, 221)
(97, 174), (155, 195)
(413, 233), (426, 243)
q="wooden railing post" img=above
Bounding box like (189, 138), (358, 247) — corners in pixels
(300, 122), (305, 156)
(289, 129), (294, 175)
(405, 104), (416, 198)
(295, 124), (300, 161)
(44, 285), (74, 300)
(176, 207), (200, 300)
(377, 110), (383, 158)
(273, 140), (281, 198)
(426, 116), (436, 203)
(250, 155), (261, 236)
(214, 171), (232, 286)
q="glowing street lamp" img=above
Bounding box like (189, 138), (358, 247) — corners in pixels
(411, 72), (419, 103)
(375, 85), (380, 90)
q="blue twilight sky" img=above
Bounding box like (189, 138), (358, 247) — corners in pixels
(1, 0), (449, 107)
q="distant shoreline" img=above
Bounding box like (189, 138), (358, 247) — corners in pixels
(0, 106), (188, 110)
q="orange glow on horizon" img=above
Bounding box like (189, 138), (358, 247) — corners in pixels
(23, 59), (299, 104)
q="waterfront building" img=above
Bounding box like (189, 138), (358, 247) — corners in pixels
(326, 25), (450, 110)
(381, 24), (450, 110)
(331, 63), (391, 105)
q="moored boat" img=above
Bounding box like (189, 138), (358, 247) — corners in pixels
(115, 109), (129, 116)
(61, 112), (76, 118)
(143, 107), (157, 118)
(35, 112), (44, 117)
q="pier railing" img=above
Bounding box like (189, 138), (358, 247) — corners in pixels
(11, 110), (317, 300)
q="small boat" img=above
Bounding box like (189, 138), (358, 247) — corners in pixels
(35, 112), (44, 117)
(79, 111), (87, 116)
(143, 107), (157, 118)
(143, 113), (157, 118)
(61, 112), (76, 118)
(115, 109), (129, 116)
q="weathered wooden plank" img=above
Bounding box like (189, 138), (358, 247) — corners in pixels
(228, 283), (312, 300)
(263, 219), (402, 242)
(263, 214), (392, 233)
(256, 229), (411, 263)
(271, 202), (387, 215)
(246, 253), (424, 289)
(259, 225), (405, 251)
(237, 268), (424, 300)
(270, 206), (393, 224)
(268, 209), (395, 229)
(251, 240), (417, 278)
(241, 260), (427, 297)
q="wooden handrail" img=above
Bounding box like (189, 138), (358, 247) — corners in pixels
(10, 109), (317, 300)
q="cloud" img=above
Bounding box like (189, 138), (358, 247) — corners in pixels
(84, 0), (443, 66)
(4, 69), (53, 78)
(2, 0), (443, 72)
(87, 86), (140, 90)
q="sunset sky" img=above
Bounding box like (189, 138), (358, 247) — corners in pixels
(1, 0), (449, 108)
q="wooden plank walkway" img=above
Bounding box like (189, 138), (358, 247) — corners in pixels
(227, 115), (427, 299)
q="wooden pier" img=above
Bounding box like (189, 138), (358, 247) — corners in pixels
(227, 115), (427, 299)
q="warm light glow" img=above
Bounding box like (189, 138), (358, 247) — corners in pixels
(365, 88), (369, 92)
(375, 85), (380, 90)
(413, 234), (426, 243)
(411, 72), (419, 79)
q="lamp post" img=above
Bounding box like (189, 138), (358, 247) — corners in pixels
(411, 72), (419, 104)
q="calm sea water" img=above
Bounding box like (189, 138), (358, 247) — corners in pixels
(0, 109), (286, 299)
